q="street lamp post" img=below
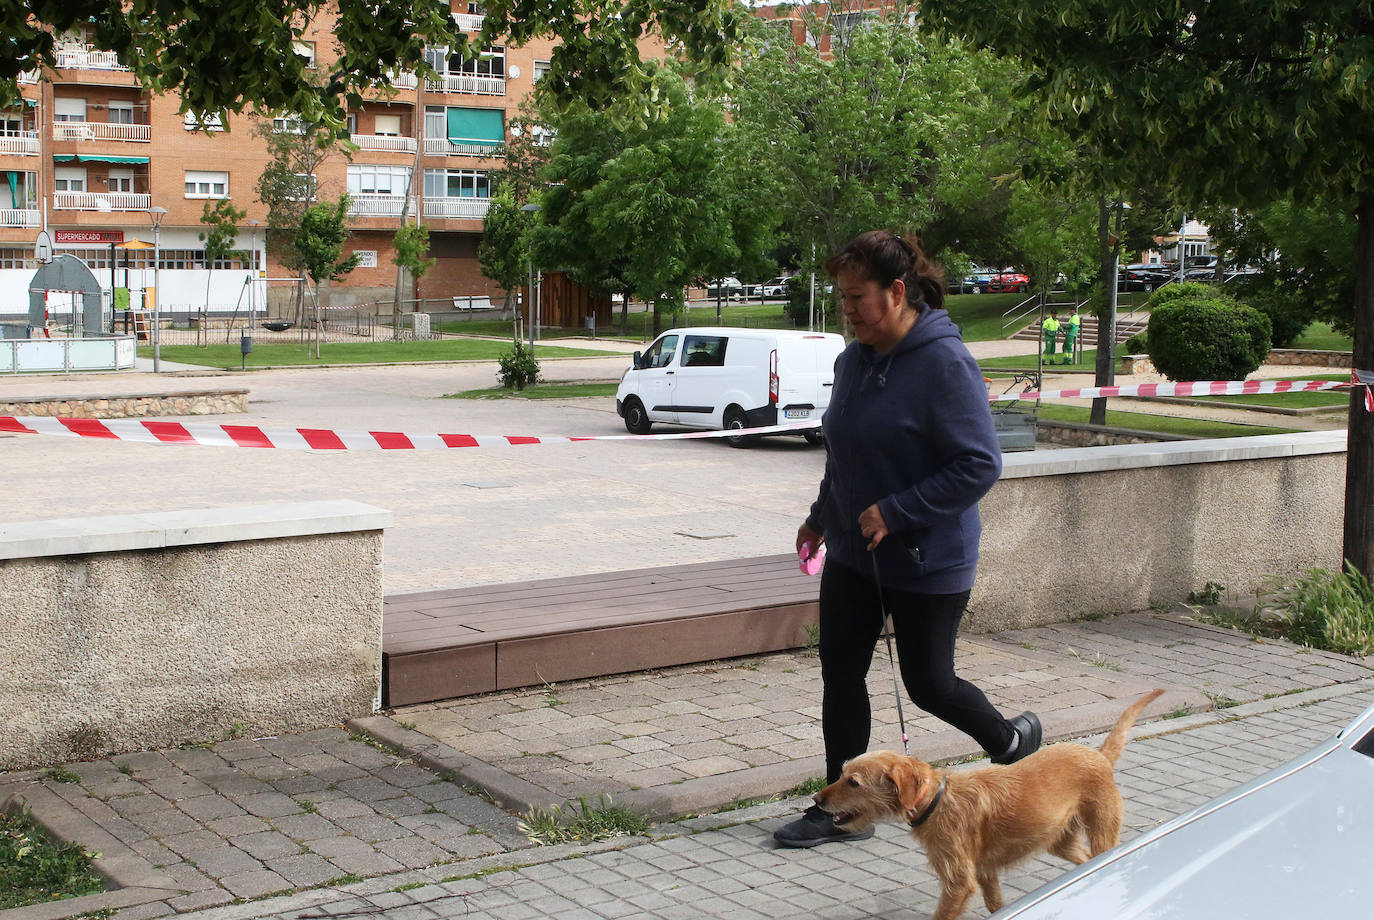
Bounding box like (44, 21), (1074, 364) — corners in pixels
(148, 205), (167, 372)
(247, 219), (260, 328)
(520, 203), (540, 349)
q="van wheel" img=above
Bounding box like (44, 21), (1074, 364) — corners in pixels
(803, 429), (824, 446)
(623, 397), (651, 435)
(723, 407), (752, 448)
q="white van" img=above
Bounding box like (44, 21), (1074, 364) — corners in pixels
(615, 327), (846, 446)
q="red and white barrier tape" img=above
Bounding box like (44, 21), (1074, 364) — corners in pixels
(0, 376), (1362, 451)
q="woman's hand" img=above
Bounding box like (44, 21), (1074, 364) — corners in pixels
(797, 522), (823, 558)
(859, 504), (889, 551)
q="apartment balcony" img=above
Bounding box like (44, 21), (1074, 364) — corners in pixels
(0, 132), (40, 155)
(425, 73), (504, 96)
(348, 194), (408, 218)
(423, 137), (502, 157)
(423, 196), (490, 220)
(54, 191), (151, 211)
(53, 121), (151, 143)
(0, 209), (39, 228)
(55, 46), (129, 71)
(452, 11), (484, 31)
(353, 134), (417, 154)
(17, 70), (39, 84)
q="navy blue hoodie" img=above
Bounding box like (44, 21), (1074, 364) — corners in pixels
(806, 308), (1002, 593)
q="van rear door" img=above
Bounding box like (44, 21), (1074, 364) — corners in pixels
(775, 335), (842, 421)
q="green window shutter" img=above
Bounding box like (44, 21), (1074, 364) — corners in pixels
(445, 107), (503, 146)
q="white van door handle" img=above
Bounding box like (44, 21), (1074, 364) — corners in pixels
(823, 381), (833, 386)
(666, 370), (675, 375)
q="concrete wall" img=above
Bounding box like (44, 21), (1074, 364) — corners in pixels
(0, 501), (390, 769)
(968, 430), (1346, 632)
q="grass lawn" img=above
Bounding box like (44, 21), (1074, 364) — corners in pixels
(0, 810), (104, 910)
(142, 339), (609, 368)
(1290, 322), (1354, 352)
(979, 349), (1114, 372)
(1029, 403), (1295, 438)
(448, 382), (620, 399)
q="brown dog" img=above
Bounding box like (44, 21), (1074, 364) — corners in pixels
(815, 689), (1164, 920)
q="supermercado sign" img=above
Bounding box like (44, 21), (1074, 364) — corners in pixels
(54, 230), (125, 244)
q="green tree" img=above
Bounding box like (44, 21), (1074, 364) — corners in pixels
(922, 0), (1374, 574)
(196, 198), (247, 343)
(729, 12), (1013, 280)
(533, 62), (762, 337)
(1, 0), (737, 130)
(297, 194), (360, 356)
(391, 222), (436, 339)
(477, 185), (534, 338)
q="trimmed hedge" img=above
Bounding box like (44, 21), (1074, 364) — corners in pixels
(1146, 291), (1272, 382)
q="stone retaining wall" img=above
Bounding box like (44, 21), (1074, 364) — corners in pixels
(0, 501), (390, 769)
(969, 431), (1346, 632)
(0, 389), (247, 419)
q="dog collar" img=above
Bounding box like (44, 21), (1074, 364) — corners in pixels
(908, 776), (947, 828)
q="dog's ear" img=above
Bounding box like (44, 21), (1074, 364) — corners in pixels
(884, 759), (923, 813)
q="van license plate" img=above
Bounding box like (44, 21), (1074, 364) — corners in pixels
(784, 408), (810, 419)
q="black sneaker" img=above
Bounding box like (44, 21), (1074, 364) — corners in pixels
(773, 804), (875, 848)
(992, 711), (1043, 765)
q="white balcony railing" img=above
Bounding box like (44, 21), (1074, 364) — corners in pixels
(0, 209), (39, 228)
(425, 73), (504, 96)
(53, 121), (151, 142)
(17, 70), (39, 84)
(352, 134), (417, 153)
(386, 70), (418, 90)
(423, 137), (502, 157)
(54, 191), (151, 211)
(55, 46), (129, 71)
(453, 11), (484, 31)
(347, 194), (408, 218)
(423, 196), (490, 220)
(0, 132), (40, 155)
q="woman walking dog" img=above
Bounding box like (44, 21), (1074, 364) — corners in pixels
(775, 231), (1042, 848)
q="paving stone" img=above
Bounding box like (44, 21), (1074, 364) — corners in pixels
(271, 812), (342, 841)
(190, 845), (264, 879)
(160, 830), (227, 859)
(238, 791), (306, 819)
(206, 814), (271, 837)
(144, 774), (214, 801)
(233, 829), (304, 860)
(168, 889), (237, 912)
(177, 794), (248, 822)
(219, 868), (293, 899)
(129, 809), (202, 837)
(265, 852), (345, 887)
(372, 835), (450, 869)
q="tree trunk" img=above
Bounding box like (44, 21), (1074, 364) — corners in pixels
(1344, 192), (1374, 577)
(1091, 197), (1117, 426)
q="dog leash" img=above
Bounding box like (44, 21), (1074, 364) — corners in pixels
(871, 550), (910, 755)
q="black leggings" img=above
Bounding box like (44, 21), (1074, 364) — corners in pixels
(819, 560), (1015, 782)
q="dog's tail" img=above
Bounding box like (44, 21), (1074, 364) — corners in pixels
(1098, 689), (1165, 766)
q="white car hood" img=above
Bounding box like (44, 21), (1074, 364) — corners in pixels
(999, 735), (1374, 919)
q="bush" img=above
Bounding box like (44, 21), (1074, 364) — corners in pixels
(1262, 563), (1374, 657)
(1147, 281), (1225, 311)
(1145, 293), (1272, 382)
(1226, 274), (1309, 347)
(497, 339), (541, 390)
(1123, 332), (1148, 354)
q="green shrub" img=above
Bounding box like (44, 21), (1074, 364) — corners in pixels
(497, 340), (541, 390)
(1145, 293), (1272, 382)
(1226, 274), (1308, 347)
(1262, 563), (1374, 657)
(1147, 281), (1226, 311)
(1123, 331), (1148, 354)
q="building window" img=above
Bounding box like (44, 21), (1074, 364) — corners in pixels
(454, 45), (504, 78)
(55, 167), (86, 192)
(424, 168), (490, 198)
(346, 113), (358, 135)
(347, 164), (411, 196)
(374, 114), (402, 136)
(185, 169), (228, 198)
(272, 115), (305, 134)
(53, 97), (86, 122)
(466, 2), (486, 13)
(107, 168), (134, 193)
(184, 111), (225, 131)
(285, 173), (316, 202)
(107, 101), (135, 124)
(293, 40), (316, 67)
(0, 112), (25, 135)
(425, 46), (449, 74)
(533, 60), (552, 82)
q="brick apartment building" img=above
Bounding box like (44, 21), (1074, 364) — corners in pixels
(0, 5), (659, 321)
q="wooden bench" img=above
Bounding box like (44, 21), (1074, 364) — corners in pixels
(382, 554), (819, 706)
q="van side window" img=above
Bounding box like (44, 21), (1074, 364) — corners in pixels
(681, 335), (727, 367)
(642, 334), (679, 369)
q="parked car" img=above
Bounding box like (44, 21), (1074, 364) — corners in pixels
(616, 327), (845, 447)
(1119, 263), (1173, 292)
(993, 696), (1374, 919)
(988, 271), (1030, 293)
(748, 276), (790, 299)
(705, 277), (744, 299)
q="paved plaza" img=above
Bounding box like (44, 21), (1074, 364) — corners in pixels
(0, 347), (1365, 919)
